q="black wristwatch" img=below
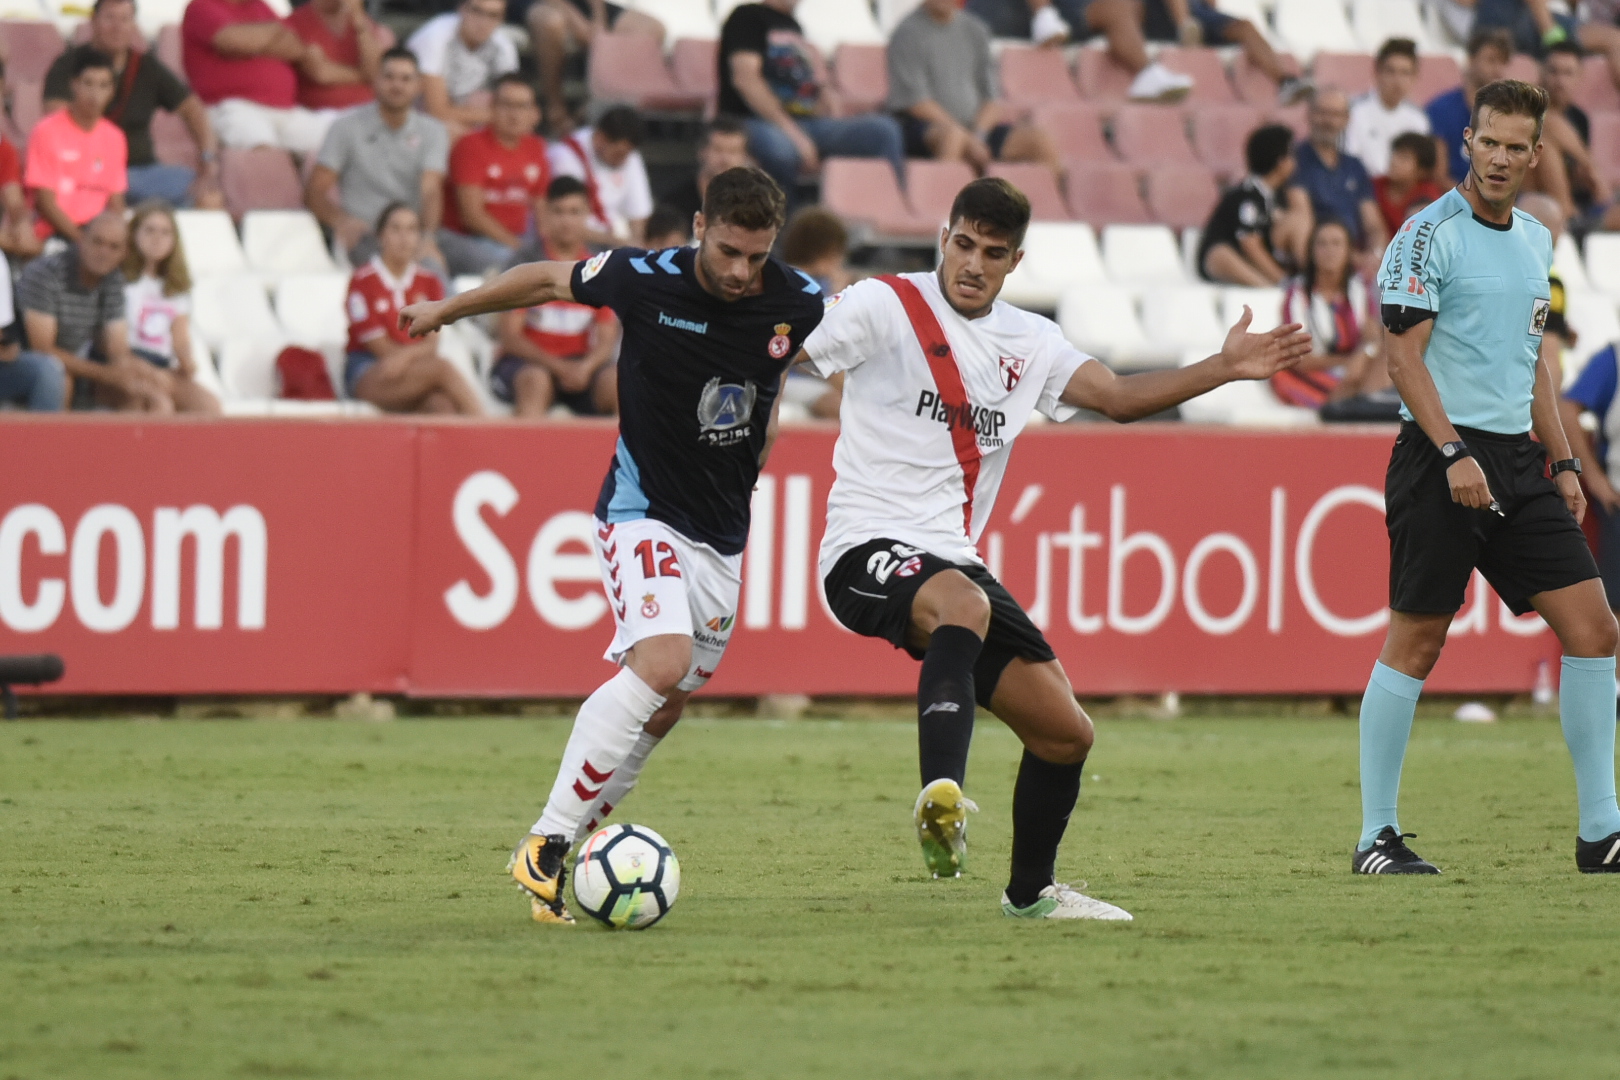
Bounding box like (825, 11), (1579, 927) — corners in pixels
(1439, 440), (1471, 463)
(1551, 457), (1583, 477)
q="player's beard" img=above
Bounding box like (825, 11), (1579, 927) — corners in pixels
(696, 242), (761, 302)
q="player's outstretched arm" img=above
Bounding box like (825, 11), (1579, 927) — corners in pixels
(398, 261), (578, 338)
(1059, 307), (1311, 422)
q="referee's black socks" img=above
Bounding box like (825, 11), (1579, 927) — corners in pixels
(1006, 749), (1084, 908)
(917, 625), (982, 786)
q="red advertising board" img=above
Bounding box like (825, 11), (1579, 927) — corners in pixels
(0, 418), (1561, 697)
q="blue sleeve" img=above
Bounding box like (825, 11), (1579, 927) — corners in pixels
(569, 247), (648, 315)
(1568, 346), (1619, 419)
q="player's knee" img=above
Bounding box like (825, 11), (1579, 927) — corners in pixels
(645, 697), (686, 737)
(936, 578), (991, 635)
(1578, 612), (1620, 658)
(1034, 723), (1092, 765)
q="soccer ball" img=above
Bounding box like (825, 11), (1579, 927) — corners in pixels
(572, 824), (680, 929)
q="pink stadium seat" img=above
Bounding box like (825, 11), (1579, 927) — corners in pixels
(832, 43), (888, 117)
(670, 38), (718, 104)
(1504, 54), (1540, 85)
(1157, 47), (1237, 104)
(986, 162), (1070, 221)
(1111, 104), (1197, 167)
(999, 45), (1080, 106)
(220, 147), (303, 220)
(10, 79), (42, 139)
(1233, 52), (1298, 106)
(1064, 161), (1150, 225)
(156, 24), (183, 77)
(1587, 110), (1620, 185)
(588, 34), (703, 112)
(1143, 163), (1219, 230)
(1575, 56), (1620, 114)
(1310, 53), (1375, 99)
(821, 157), (930, 238)
(0, 21), (64, 85)
(1032, 101), (1113, 163)
(1269, 104), (1308, 139)
(906, 159), (976, 224)
(1074, 48), (1135, 104)
(1191, 103), (1262, 180)
(1412, 55), (1462, 106)
(152, 109), (198, 169)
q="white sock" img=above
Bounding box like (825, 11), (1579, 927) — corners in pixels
(533, 668), (665, 840)
(574, 730), (664, 844)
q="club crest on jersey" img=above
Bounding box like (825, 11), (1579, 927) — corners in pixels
(641, 593), (660, 619)
(768, 322), (792, 359)
(697, 377), (759, 446)
(1530, 297), (1550, 336)
(998, 355), (1027, 391)
(580, 251), (610, 282)
(894, 556), (922, 578)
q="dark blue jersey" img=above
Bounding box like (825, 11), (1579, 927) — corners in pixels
(572, 245), (826, 555)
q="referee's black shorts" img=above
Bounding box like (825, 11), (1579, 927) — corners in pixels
(823, 538), (1056, 708)
(1386, 421), (1598, 616)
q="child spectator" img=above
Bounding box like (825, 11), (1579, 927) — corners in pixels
(122, 201), (220, 414)
(490, 176), (618, 418)
(345, 203), (482, 414)
(548, 105), (653, 245)
(1197, 124), (1295, 286)
(1372, 132), (1443, 235)
(642, 204), (691, 250)
(1343, 38), (1431, 177)
(1271, 219), (1388, 411)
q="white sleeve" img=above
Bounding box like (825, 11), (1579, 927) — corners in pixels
(0, 250), (15, 330)
(801, 279), (887, 377)
(408, 16), (450, 76)
(495, 33), (519, 75)
(623, 153), (653, 220)
(1035, 323), (1092, 423)
(547, 140), (585, 180)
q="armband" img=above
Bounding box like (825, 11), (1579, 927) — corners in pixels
(1381, 304), (1437, 335)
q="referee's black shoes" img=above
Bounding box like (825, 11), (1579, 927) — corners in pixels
(1576, 831), (1620, 873)
(1352, 827), (1441, 875)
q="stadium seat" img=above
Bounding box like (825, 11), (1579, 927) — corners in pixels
(588, 34), (702, 111)
(1143, 164), (1219, 230)
(191, 273), (280, 351)
(176, 209), (248, 278)
(1209, 0), (1284, 48)
(877, 0), (922, 33)
(0, 20), (63, 84)
(151, 109), (198, 169)
(273, 272), (350, 349)
(155, 22), (182, 75)
(1156, 47), (1237, 105)
(1064, 161), (1150, 226)
(1190, 103), (1262, 179)
(438, 322), (509, 415)
(1574, 56), (1620, 115)
(1101, 223), (1187, 285)
(243, 210), (338, 281)
(1110, 104), (1198, 167)
(1310, 53), (1375, 100)
(1233, 52), (1299, 106)
(1031, 101), (1112, 162)
(9, 77), (41, 137)
(1587, 112), (1620, 188)
(1553, 232), (1591, 293)
(1268, 103), (1308, 139)
(1504, 54), (1539, 86)
(999, 221), (1105, 309)
(831, 43), (888, 118)
(905, 159), (975, 226)
(821, 157), (930, 238)
(628, 0), (718, 42)
(1140, 284), (1225, 354)
(999, 45), (1081, 107)
(1073, 47), (1135, 104)
(187, 333), (228, 404)
(1219, 286), (1286, 334)
(1178, 365), (1321, 426)
(1411, 54), (1461, 106)
(1584, 232), (1620, 299)
(669, 38), (718, 104)
(216, 332), (288, 404)
(793, 0), (883, 56)
(986, 162), (1069, 222)
(1274, 0), (1355, 62)
(1349, 0), (1434, 53)
(220, 147), (303, 219)
(1562, 290), (1620, 380)
(1057, 282), (1164, 367)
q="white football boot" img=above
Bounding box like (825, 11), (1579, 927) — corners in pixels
(1002, 882), (1133, 921)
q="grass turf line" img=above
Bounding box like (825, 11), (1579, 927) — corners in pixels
(2, 715), (1618, 1080)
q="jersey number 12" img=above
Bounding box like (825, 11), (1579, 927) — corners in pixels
(635, 540), (682, 579)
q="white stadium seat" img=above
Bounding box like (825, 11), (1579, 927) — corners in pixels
(1583, 233), (1620, 301)
(242, 210), (337, 282)
(999, 222), (1105, 309)
(191, 273), (281, 353)
(176, 209), (248, 279)
(132, 0), (183, 35)
(1057, 283), (1170, 368)
(1101, 224), (1187, 286)
(1274, 0), (1354, 61)
(1219, 286), (1285, 334)
(793, 0), (883, 56)
(877, 0), (922, 33)
(188, 335), (227, 404)
(1209, 0), (1285, 48)
(1177, 350), (1321, 426)
(216, 331), (289, 403)
(1349, 0), (1435, 53)
(1555, 233), (1592, 294)
(1141, 285), (1225, 355)
(273, 272), (350, 349)
(1563, 290), (1620, 386)
(626, 0), (719, 41)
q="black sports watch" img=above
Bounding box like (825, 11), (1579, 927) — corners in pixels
(1551, 457), (1583, 477)
(1439, 440), (1471, 463)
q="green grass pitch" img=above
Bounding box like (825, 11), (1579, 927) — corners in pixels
(3, 712), (1619, 1079)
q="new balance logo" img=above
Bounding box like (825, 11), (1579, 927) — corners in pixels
(922, 701), (961, 716)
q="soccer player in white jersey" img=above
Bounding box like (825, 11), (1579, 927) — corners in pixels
(798, 178), (1312, 920)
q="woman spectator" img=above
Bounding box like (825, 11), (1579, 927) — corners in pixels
(344, 202), (482, 415)
(122, 200), (221, 414)
(1271, 219), (1391, 410)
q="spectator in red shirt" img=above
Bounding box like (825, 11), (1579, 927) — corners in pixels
(439, 74), (550, 276)
(489, 175), (618, 417)
(182, 0), (347, 155)
(1371, 131), (1442, 237)
(0, 60), (41, 262)
(344, 202), (482, 415)
(26, 51), (128, 244)
(283, 0), (390, 112)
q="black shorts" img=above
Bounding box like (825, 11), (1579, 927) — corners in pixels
(1386, 421), (1599, 615)
(896, 113), (1012, 160)
(489, 354), (612, 415)
(823, 538), (1057, 707)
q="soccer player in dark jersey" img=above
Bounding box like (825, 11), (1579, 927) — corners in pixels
(399, 167), (825, 924)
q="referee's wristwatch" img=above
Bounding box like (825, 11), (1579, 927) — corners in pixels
(1551, 457), (1583, 477)
(1439, 440), (1471, 463)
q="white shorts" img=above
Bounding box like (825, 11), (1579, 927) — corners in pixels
(594, 517), (741, 692)
(210, 99), (337, 156)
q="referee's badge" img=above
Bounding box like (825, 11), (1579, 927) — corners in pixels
(1530, 297), (1550, 337)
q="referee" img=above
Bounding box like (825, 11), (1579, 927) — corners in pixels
(1356, 79), (1620, 875)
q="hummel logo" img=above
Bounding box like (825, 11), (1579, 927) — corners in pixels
(922, 702), (961, 716)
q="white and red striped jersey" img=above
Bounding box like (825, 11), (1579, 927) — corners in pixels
(803, 270), (1093, 574)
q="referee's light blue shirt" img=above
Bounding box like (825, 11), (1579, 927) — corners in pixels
(1377, 187), (1554, 434)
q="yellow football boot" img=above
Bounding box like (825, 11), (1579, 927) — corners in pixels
(508, 833), (575, 925)
(913, 778), (977, 878)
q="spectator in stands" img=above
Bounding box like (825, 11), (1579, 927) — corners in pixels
(18, 212), (186, 412)
(1372, 131), (1443, 235)
(718, 0), (904, 199)
(345, 202), (482, 415)
(1196, 124), (1294, 287)
(1518, 191), (1576, 381)
(1271, 219), (1388, 413)
(527, 0), (665, 134)
(1569, 0), (1620, 93)
(1468, 0), (1616, 62)
(181, 0), (341, 155)
(1285, 88), (1385, 263)
(490, 176), (618, 417)
(0, 252), (63, 411)
(284, 0), (389, 115)
(663, 116), (751, 224)
(887, 0), (1060, 176)
(1541, 39), (1619, 229)
(1428, 27), (1512, 184)
(1562, 340), (1620, 613)
(406, 0), (519, 141)
(308, 48), (449, 269)
(45, 0), (222, 210)
(27, 51), (127, 245)
(643, 204), (691, 249)
(548, 105), (652, 246)
(440, 74), (550, 277)
(0, 62), (41, 262)
(1344, 38), (1431, 177)
(121, 201), (219, 414)
(779, 205), (846, 421)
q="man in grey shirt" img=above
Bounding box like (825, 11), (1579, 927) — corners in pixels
(306, 47), (449, 269)
(888, 0), (1061, 173)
